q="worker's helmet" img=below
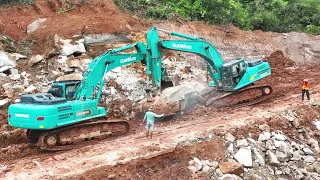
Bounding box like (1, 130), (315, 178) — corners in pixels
(149, 107), (154, 111)
(304, 79), (308, 82)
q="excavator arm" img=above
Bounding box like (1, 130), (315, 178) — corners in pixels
(147, 27), (271, 92)
(74, 42), (156, 101)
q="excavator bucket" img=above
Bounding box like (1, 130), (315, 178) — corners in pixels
(160, 75), (176, 91)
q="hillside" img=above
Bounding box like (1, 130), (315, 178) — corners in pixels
(0, 1), (319, 179)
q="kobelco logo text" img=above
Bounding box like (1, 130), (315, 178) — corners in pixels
(172, 43), (192, 50)
(120, 57), (137, 64)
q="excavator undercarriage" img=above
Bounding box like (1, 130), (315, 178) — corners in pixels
(27, 119), (130, 151)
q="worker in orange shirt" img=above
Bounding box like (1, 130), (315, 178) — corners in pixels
(302, 79), (310, 101)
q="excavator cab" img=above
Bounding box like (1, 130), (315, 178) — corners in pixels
(48, 80), (81, 100)
(221, 59), (246, 91)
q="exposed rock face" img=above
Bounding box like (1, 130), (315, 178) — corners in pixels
(55, 35), (86, 56)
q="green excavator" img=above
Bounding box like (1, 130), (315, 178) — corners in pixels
(8, 42), (169, 151)
(146, 27), (272, 112)
(8, 27), (272, 151)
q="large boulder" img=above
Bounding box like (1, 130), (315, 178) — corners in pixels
(161, 82), (205, 103)
(218, 162), (244, 176)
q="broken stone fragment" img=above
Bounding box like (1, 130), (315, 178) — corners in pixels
(267, 150), (280, 166)
(218, 162), (244, 176)
(218, 174), (243, 180)
(27, 18), (47, 34)
(225, 133), (236, 142)
(13, 85), (25, 94)
(234, 147), (252, 167)
(274, 134), (286, 141)
(253, 148), (265, 166)
(9, 53), (27, 61)
(303, 147), (315, 156)
(28, 55), (44, 66)
(24, 85), (37, 94)
(258, 124), (270, 132)
(0, 51), (15, 68)
(0, 99), (9, 107)
(304, 156), (315, 163)
(236, 139), (248, 148)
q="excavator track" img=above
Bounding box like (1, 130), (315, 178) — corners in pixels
(203, 85), (273, 108)
(28, 118), (130, 151)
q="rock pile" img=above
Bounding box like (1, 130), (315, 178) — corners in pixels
(188, 124), (320, 179)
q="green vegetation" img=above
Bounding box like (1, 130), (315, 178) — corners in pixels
(0, 0), (34, 5)
(115, 0), (320, 35)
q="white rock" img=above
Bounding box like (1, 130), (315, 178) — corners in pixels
(253, 148), (265, 166)
(303, 148), (314, 156)
(263, 132), (271, 140)
(24, 85), (37, 93)
(56, 55), (68, 64)
(0, 51), (15, 67)
(304, 156), (316, 163)
(193, 157), (203, 171)
(274, 134), (286, 141)
(187, 165), (197, 173)
(314, 121), (320, 130)
(218, 174), (243, 180)
(28, 55), (44, 66)
(267, 150), (280, 166)
(27, 18), (47, 33)
(9, 74), (20, 80)
(227, 143), (234, 154)
(202, 165), (211, 174)
(9, 53), (27, 61)
(0, 65), (12, 73)
(0, 99), (9, 107)
(110, 87), (117, 95)
(216, 168), (224, 177)
(105, 72), (118, 81)
(236, 139), (249, 148)
(308, 138), (320, 153)
(225, 133), (236, 142)
(234, 147), (252, 167)
(55, 35), (86, 56)
(291, 151), (301, 161)
(258, 134), (267, 142)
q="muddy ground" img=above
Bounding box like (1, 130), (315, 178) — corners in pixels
(0, 0), (319, 179)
